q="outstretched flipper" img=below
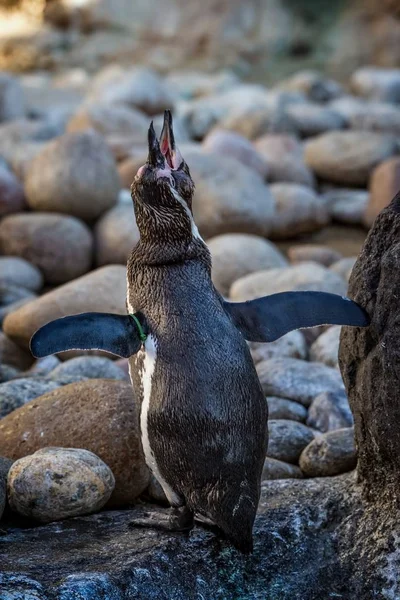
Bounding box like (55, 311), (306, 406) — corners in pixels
(224, 291), (369, 343)
(30, 312), (148, 358)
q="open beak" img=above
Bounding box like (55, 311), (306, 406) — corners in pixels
(147, 121), (165, 169)
(159, 110), (183, 170)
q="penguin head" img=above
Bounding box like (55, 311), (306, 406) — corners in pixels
(131, 111), (198, 246)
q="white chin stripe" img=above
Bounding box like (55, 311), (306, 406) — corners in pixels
(138, 334), (181, 506)
(171, 188), (204, 242)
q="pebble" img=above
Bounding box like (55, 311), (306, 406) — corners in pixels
(230, 262), (347, 301)
(285, 103), (346, 137)
(0, 72), (25, 122)
(67, 103), (149, 139)
(0, 457), (14, 521)
(0, 298), (35, 328)
(47, 357), (127, 382)
(256, 357), (345, 407)
(0, 378), (61, 419)
(254, 134), (315, 187)
(0, 257), (43, 292)
(330, 257), (357, 283)
(0, 283), (36, 307)
(0, 213), (93, 285)
(248, 331), (307, 364)
(299, 427), (357, 476)
(166, 69), (239, 100)
(365, 157), (400, 227)
(304, 131), (398, 186)
(118, 152), (148, 188)
(0, 380), (149, 507)
(94, 203), (139, 266)
(208, 233), (287, 296)
(267, 419), (315, 464)
(218, 103), (298, 139)
(0, 163), (26, 217)
(27, 355), (61, 376)
(7, 448), (115, 522)
(0, 364), (20, 384)
(287, 244), (342, 267)
(347, 102), (400, 135)
(267, 396), (308, 422)
(0, 332), (33, 370)
(88, 65), (173, 115)
(269, 184), (329, 239)
(24, 131), (120, 222)
(276, 71), (343, 103)
(321, 188), (369, 226)
(185, 148), (275, 238)
(3, 265), (127, 350)
(203, 129), (269, 179)
(310, 326), (341, 368)
(147, 475), (169, 505)
(350, 67), (400, 103)
(307, 390), (353, 432)
(262, 457), (303, 481)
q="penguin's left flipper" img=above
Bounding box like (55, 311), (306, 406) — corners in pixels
(30, 312), (147, 358)
(224, 291), (370, 343)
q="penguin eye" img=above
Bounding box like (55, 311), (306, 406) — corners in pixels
(170, 178), (176, 189)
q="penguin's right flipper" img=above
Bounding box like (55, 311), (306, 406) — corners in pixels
(30, 312), (147, 358)
(224, 291), (370, 343)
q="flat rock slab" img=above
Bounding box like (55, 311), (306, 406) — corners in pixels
(0, 477), (356, 600)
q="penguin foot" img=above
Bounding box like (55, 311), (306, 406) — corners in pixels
(128, 507), (194, 533)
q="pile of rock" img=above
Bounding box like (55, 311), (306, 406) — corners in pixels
(0, 64), (399, 525)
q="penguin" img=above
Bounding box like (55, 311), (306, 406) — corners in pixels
(30, 110), (370, 553)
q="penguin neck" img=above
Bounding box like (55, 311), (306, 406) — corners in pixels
(130, 236), (212, 272)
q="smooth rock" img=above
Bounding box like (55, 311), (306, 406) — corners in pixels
(0, 257), (43, 292)
(8, 140), (45, 182)
(0, 364), (20, 384)
(365, 157), (400, 227)
(322, 188), (369, 226)
(0, 332), (33, 370)
(0, 283), (36, 307)
(267, 396), (308, 422)
(24, 131), (120, 221)
(347, 102), (400, 135)
(0, 457), (13, 521)
(0, 72), (25, 122)
(27, 355), (61, 376)
(254, 134), (315, 187)
(310, 325), (341, 368)
(0, 298), (34, 328)
(7, 447), (115, 522)
(288, 244), (342, 267)
(262, 457), (303, 480)
(208, 233), (287, 296)
(0, 163), (26, 217)
(351, 67), (400, 103)
(307, 390), (353, 433)
(269, 184), (329, 239)
(300, 428), (357, 477)
(147, 475), (168, 505)
(178, 85), (270, 140)
(94, 203), (139, 266)
(248, 331), (307, 364)
(67, 103), (149, 139)
(47, 357), (126, 382)
(0, 213), (93, 285)
(330, 257), (357, 283)
(276, 71), (343, 103)
(166, 70), (239, 100)
(230, 262), (347, 301)
(0, 118), (60, 166)
(267, 419), (315, 464)
(217, 104), (298, 140)
(3, 265), (126, 349)
(88, 66), (173, 116)
(256, 357), (345, 407)
(285, 103), (346, 137)
(0, 380), (149, 507)
(304, 131), (398, 186)
(203, 129), (269, 178)
(186, 148), (275, 238)
(0, 378), (60, 419)
(118, 151), (147, 188)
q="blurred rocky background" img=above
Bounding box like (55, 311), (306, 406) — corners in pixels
(0, 1), (399, 597)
